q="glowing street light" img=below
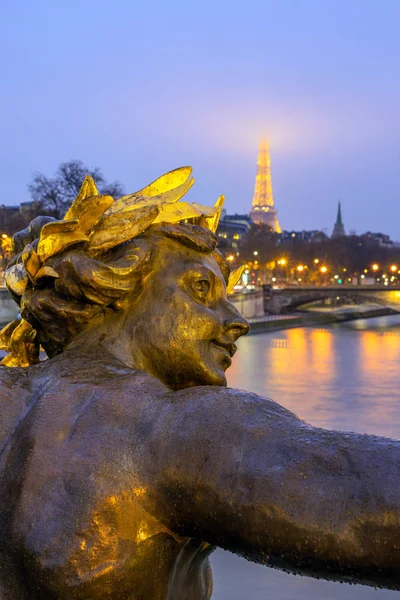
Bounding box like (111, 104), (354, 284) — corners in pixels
(297, 265), (304, 272)
(314, 258), (319, 264)
(372, 264), (379, 271)
(320, 266), (327, 274)
(253, 251), (258, 256)
(227, 255), (234, 262)
(390, 265), (397, 272)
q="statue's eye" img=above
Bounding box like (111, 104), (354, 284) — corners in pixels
(192, 279), (210, 294)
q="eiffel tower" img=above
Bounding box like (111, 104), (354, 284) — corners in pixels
(250, 141), (281, 233)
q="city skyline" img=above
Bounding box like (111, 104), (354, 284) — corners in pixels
(1, 1), (400, 239)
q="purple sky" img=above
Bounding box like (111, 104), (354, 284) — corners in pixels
(1, 1), (400, 239)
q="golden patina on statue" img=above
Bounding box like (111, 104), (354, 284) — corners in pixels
(0, 168), (240, 369)
(0, 168), (399, 599)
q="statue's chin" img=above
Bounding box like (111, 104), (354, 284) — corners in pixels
(166, 365), (228, 390)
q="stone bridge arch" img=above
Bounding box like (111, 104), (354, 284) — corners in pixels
(263, 285), (400, 315)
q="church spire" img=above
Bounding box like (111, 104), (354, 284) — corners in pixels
(250, 141), (281, 233)
(331, 201), (345, 238)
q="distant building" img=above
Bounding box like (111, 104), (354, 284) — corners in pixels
(331, 202), (345, 238)
(277, 230), (328, 244)
(361, 231), (393, 248)
(217, 213), (252, 248)
(0, 205), (19, 216)
(249, 141), (281, 233)
(19, 200), (40, 216)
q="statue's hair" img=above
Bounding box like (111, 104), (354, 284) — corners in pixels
(0, 168), (243, 366)
(11, 222), (228, 358)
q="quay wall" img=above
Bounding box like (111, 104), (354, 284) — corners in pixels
(0, 288), (19, 325)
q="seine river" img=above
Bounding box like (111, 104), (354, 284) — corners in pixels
(211, 315), (400, 600)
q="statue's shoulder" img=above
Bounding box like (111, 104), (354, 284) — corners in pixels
(38, 348), (166, 391)
(0, 348), (167, 458)
(28, 348), (169, 418)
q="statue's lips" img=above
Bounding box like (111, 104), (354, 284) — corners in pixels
(211, 339), (237, 358)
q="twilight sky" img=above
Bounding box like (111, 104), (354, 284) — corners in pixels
(1, 0), (400, 238)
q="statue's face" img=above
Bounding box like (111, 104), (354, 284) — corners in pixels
(121, 239), (249, 389)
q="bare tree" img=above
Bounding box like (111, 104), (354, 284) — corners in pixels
(29, 160), (125, 219)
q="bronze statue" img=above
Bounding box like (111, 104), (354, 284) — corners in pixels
(0, 167), (399, 599)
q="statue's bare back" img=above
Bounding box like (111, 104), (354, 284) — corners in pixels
(0, 351), (215, 599)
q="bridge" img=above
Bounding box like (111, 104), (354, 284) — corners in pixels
(263, 284), (400, 315)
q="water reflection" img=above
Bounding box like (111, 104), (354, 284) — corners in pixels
(211, 315), (400, 599)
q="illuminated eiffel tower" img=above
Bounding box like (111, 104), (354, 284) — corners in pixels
(250, 141), (281, 233)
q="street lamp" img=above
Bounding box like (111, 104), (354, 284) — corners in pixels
(372, 264), (379, 272)
(319, 265), (327, 286)
(390, 265), (397, 272)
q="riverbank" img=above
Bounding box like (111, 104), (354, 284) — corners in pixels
(247, 305), (399, 334)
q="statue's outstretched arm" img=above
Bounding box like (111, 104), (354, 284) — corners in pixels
(143, 386), (400, 590)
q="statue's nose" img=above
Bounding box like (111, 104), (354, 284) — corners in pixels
(224, 318), (250, 341)
(223, 303), (250, 340)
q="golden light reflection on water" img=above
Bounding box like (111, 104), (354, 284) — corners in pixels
(228, 317), (400, 438)
(356, 329), (400, 437)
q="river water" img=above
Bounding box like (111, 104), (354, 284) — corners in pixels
(211, 315), (400, 599)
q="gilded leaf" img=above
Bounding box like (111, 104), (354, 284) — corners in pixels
(40, 220), (79, 236)
(37, 231), (89, 262)
(152, 202), (218, 225)
(0, 319), (40, 367)
(106, 177), (194, 216)
(0, 320), (20, 351)
(22, 244), (40, 280)
(1, 354), (20, 367)
(64, 175), (99, 220)
(227, 265), (245, 295)
(118, 166), (192, 203)
(34, 266), (60, 281)
(197, 195), (224, 233)
(5, 263), (29, 296)
(89, 205), (160, 254)
(68, 195), (114, 234)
